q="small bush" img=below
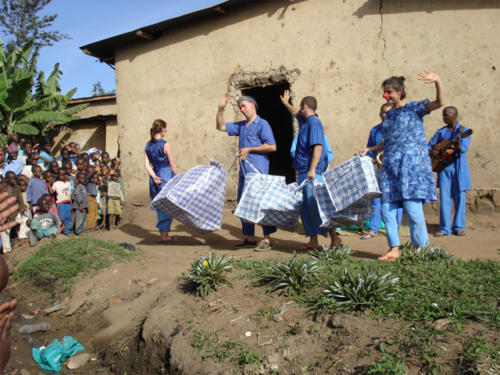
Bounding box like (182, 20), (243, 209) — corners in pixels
(400, 245), (453, 262)
(185, 253), (232, 296)
(323, 267), (399, 310)
(309, 245), (353, 262)
(255, 253), (319, 295)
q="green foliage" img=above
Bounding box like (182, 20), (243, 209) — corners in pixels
(0, 37), (88, 142)
(309, 245), (353, 262)
(366, 352), (408, 375)
(0, 0), (70, 52)
(458, 337), (499, 375)
(91, 81), (115, 96)
(254, 253), (319, 295)
(323, 267), (399, 310)
(400, 245), (453, 262)
(184, 253), (232, 296)
(17, 238), (136, 293)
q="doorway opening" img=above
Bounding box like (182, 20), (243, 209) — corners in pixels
(242, 82), (295, 183)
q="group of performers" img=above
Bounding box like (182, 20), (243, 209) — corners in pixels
(145, 70), (471, 260)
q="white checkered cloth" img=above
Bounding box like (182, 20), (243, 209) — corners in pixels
(234, 162), (304, 230)
(323, 155), (381, 212)
(313, 181), (375, 228)
(152, 160), (228, 232)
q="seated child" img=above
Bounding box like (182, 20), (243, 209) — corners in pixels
(107, 170), (124, 229)
(29, 195), (60, 246)
(72, 172), (88, 235)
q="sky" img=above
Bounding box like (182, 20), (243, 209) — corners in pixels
(1, 0), (222, 98)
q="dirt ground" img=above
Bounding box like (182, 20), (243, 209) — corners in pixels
(2, 204), (499, 374)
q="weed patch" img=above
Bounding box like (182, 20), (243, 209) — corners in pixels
(17, 238), (136, 294)
(184, 253), (232, 296)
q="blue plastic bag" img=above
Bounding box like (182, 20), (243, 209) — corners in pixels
(32, 336), (85, 371)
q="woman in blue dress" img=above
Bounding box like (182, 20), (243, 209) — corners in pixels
(144, 119), (178, 242)
(360, 72), (444, 260)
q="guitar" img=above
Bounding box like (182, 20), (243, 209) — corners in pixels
(429, 128), (473, 173)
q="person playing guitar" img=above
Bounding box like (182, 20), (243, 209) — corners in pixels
(428, 106), (471, 237)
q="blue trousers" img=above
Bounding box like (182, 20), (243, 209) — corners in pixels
(58, 202), (73, 235)
(237, 175), (277, 237)
(382, 199), (428, 247)
(298, 173), (329, 237)
(156, 210), (172, 232)
(369, 197), (403, 233)
(438, 167), (466, 235)
(74, 209), (86, 235)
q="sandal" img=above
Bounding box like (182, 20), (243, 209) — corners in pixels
(433, 231), (448, 237)
(297, 244), (321, 251)
(453, 230), (466, 236)
(360, 232), (377, 240)
(378, 253), (399, 261)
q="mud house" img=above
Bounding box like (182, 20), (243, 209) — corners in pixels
(81, 0), (500, 203)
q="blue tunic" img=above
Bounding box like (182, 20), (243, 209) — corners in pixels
(380, 100), (436, 204)
(145, 139), (174, 201)
(366, 123), (383, 159)
(428, 122), (471, 192)
(292, 114), (328, 174)
(226, 116), (276, 176)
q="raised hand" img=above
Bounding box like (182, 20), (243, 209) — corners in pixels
(418, 71), (440, 84)
(0, 193), (18, 233)
(280, 89), (291, 105)
(218, 92), (230, 110)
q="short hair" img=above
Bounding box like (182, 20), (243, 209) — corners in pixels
(31, 164), (42, 173)
(380, 103), (393, 111)
(382, 76), (406, 99)
(300, 96), (317, 111)
(5, 171), (15, 178)
(443, 106), (458, 117)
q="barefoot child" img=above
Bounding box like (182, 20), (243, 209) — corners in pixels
(72, 172), (88, 235)
(29, 195), (60, 246)
(107, 170), (124, 229)
(51, 169), (73, 235)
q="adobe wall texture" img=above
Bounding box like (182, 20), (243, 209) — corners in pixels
(114, 0), (500, 207)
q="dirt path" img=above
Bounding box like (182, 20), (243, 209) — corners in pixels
(4, 205), (499, 374)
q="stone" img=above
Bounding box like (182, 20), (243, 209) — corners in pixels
(492, 190), (500, 207)
(42, 304), (63, 315)
(66, 353), (91, 369)
(465, 190), (476, 205)
(475, 197), (495, 214)
(433, 318), (452, 331)
(328, 314), (353, 333)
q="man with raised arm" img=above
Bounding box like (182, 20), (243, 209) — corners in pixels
(216, 93), (277, 251)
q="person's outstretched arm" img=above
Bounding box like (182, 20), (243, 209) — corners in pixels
(216, 93), (229, 132)
(419, 71), (444, 113)
(280, 89), (299, 115)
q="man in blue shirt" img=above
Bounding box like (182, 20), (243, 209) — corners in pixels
(361, 103), (403, 240)
(217, 93), (277, 251)
(428, 106), (471, 236)
(280, 90), (341, 250)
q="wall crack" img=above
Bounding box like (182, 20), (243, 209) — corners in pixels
(378, 0), (392, 73)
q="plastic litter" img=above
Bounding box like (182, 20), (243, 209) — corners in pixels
(32, 336), (85, 372)
(18, 323), (51, 334)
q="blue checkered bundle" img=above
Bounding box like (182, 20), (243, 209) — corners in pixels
(234, 173), (303, 230)
(313, 181), (375, 228)
(323, 155), (381, 212)
(151, 160), (227, 232)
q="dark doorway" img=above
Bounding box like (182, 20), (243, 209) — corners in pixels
(243, 82), (295, 183)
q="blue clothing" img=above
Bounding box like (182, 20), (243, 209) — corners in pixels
(2, 159), (23, 177)
(38, 151), (53, 170)
(26, 177), (49, 205)
(366, 123), (383, 159)
(237, 175), (277, 236)
(290, 134), (333, 164)
(428, 123), (471, 192)
(145, 139), (174, 201)
(380, 100), (436, 204)
(382, 200), (428, 247)
(58, 202), (73, 235)
(226, 116), (276, 177)
(368, 197), (403, 234)
(298, 173), (329, 237)
(156, 210), (172, 232)
(292, 114), (328, 173)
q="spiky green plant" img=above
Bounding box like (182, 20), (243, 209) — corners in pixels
(255, 253), (319, 295)
(309, 245), (353, 262)
(324, 267), (399, 310)
(400, 245), (453, 262)
(185, 253), (232, 296)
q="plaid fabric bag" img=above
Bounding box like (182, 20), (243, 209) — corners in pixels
(323, 155), (381, 212)
(234, 161), (304, 229)
(313, 181), (375, 228)
(152, 160), (228, 232)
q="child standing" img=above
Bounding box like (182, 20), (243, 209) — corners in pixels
(51, 170), (73, 235)
(107, 170), (124, 229)
(85, 165), (99, 231)
(26, 165), (48, 213)
(72, 172), (88, 235)
(29, 195), (60, 246)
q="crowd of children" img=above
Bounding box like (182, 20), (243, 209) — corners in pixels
(0, 135), (124, 253)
